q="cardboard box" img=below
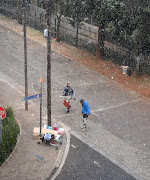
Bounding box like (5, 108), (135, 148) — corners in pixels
(33, 127), (58, 140)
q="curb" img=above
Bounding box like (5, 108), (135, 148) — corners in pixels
(45, 132), (67, 180)
(49, 123), (71, 180)
(45, 133), (66, 180)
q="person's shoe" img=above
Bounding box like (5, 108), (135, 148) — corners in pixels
(82, 127), (86, 132)
(66, 109), (69, 113)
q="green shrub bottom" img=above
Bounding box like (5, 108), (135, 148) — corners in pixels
(0, 107), (20, 166)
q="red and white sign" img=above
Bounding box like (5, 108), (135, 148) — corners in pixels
(0, 106), (6, 120)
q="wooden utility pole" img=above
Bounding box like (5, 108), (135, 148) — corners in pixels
(46, 0), (52, 126)
(23, 0), (28, 110)
(17, 0), (22, 24)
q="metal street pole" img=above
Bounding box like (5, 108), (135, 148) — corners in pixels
(0, 106), (6, 144)
(0, 120), (2, 143)
(40, 78), (42, 137)
(46, 0), (52, 126)
(23, 0), (28, 110)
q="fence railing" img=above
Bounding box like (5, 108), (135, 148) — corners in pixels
(0, 1), (150, 75)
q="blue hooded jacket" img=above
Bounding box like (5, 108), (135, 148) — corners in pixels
(82, 101), (90, 115)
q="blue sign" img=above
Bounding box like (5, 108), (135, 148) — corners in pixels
(22, 94), (42, 101)
(34, 154), (45, 161)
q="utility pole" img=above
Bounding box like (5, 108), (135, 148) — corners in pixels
(46, 0), (52, 126)
(17, 0), (22, 24)
(40, 78), (42, 137)
(23, 0), (28, 110)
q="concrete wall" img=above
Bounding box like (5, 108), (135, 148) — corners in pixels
(26, 5), (98, 43)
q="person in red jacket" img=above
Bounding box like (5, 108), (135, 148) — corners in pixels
(62, 82), (76, 113)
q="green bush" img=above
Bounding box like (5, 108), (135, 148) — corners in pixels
(0, 107), (20, 166)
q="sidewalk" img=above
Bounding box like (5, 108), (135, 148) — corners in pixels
(0, 81), (67, 180)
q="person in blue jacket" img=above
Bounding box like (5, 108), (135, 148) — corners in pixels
(80, 99), (90, 132)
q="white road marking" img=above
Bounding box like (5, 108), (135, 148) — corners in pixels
(94, 161), (101, 168)
(91, 99), (142, 114)
(57, 99), (142, 118)
(57, 112), (80, 118)
(71, 144), (77, 149)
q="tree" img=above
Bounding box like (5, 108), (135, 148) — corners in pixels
(53, 0), (66, 42)
(39, 0), (66, 42)
(93, 0), (121, 58)
(36, 0), (150, 64)
(130, 1), (150, 55)
(99, 0), (150, 76)
(16, 0), (23, 24)
(107, 0), (150, 55)
(63, 0), (87, 46)
(84, 0), (95, 24)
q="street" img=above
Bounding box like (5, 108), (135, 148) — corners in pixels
(55, 134), (136, 180)
(0, 25), (150, 180)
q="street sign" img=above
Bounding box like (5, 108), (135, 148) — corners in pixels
(22, 94), (42, 101)
(0, 106), (6, 143)
(0, 105), (6, 120)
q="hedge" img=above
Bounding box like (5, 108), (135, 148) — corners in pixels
(0, 107), (20, 166)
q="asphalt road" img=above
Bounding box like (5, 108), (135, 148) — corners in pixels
(55, 134), (136, 180)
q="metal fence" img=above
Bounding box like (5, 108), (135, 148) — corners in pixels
(0, 1), (150, 75)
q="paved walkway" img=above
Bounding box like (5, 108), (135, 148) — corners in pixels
(0, 81), (67, 180)
(0, 21), (150, 180)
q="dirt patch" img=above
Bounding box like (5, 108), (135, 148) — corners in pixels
(0, 14), (150, 99)
(53, 41), (150, 99)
